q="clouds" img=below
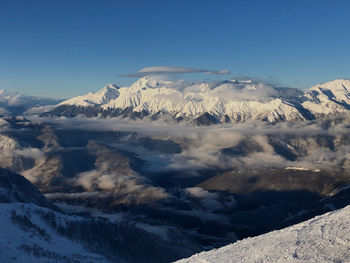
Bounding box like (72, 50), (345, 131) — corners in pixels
(186, 187), (217, 199)
(72, 141), (170, 205)
(27, 114), (350, 176)
(75, 169), (169, 205)
(0, 90), (62, 115)
(3, 113), (350, 235)
(121, 66), (231, 77)
(185, 187), (224, 210)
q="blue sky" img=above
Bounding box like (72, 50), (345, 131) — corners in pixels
(0, 0), (350, 98)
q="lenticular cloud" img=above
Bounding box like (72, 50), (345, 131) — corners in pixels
(121, 66), (231, 77)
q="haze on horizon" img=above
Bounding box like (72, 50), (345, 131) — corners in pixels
(1, 0), (350, 98)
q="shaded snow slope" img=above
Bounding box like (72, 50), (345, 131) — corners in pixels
(0, 202), (109, 263)
(0, 167), (109, 262)
(176, 205), (350, 263)
(0, 168), (57, 210)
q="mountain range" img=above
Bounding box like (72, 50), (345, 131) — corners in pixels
(47, 78), (350, 124)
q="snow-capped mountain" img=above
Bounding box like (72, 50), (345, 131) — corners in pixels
(51, 78), (350, 123)
(303, 79), (350, 116)
(175, 205), (350, 263)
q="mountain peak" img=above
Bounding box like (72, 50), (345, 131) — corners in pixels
(311, 79), (350, 91)
(308, 79), (350, 100)
(97, 84), (120, 96)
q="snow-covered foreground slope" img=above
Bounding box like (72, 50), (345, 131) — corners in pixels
(53, 78), (350, 123)
(0, 167), (109, 262)
(0, 203), (109, 263)
(176, 205), (350, 263)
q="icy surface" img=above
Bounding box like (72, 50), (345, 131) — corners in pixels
(176, 205), (350, 263)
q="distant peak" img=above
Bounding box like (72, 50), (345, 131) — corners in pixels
(319, 78), (350, 85)
(311, 79), (350, 91)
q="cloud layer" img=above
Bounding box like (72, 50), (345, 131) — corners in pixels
(121, 66), (230, 77)
(29, 115), (350, 175)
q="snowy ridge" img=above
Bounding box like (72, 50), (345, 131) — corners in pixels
(58, 84), (120, 107)
(175, 205), (350, 263)
(57, 78), (350, 123)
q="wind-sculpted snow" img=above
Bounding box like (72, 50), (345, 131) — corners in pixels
(175, 205), (350, 263)
(54, 77), (350, 123)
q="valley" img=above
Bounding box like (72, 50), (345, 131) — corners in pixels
(1, 78), (350, 262)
